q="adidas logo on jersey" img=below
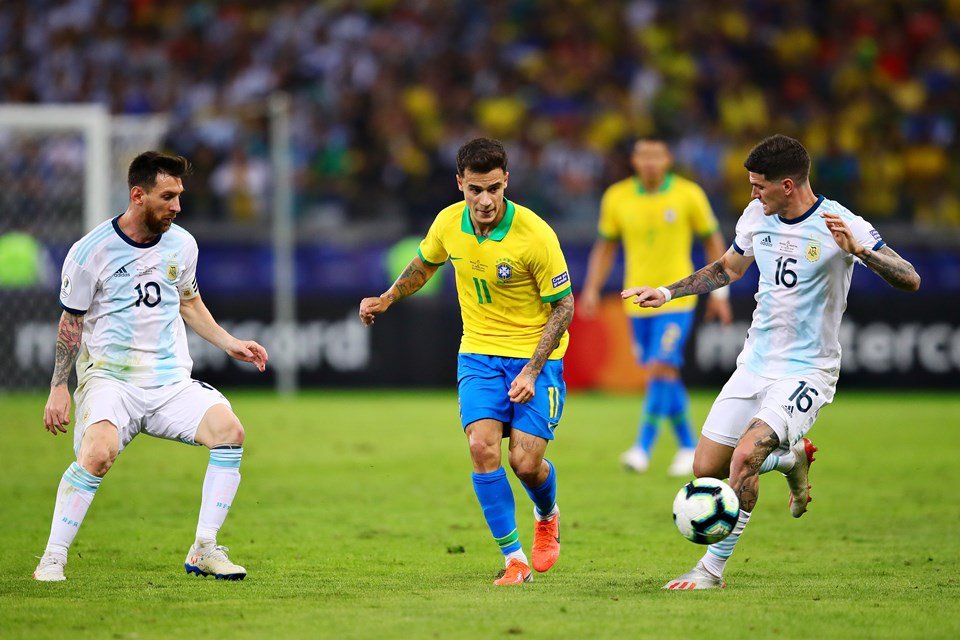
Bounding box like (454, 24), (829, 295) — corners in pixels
(112, 266), (131, 278)
(781, 404), (795, 417)
(760, 235), (773, 247)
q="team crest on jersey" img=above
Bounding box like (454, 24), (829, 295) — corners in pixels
(664, 208), (677, 223)
(805, 238), (821, 262)
(60, 275), (71, 299)
(166, 261), (179, 281)
(496, 262), (513, 281)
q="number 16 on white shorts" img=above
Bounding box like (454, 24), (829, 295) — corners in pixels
(701, 366), (832, 450)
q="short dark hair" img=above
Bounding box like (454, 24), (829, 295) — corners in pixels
(743, 134), (810, 183)
(456, 138), (507, 176)
(127, 151), (191, 191)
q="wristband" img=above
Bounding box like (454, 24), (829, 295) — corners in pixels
(657, 286), (672, 303)
(709, 287), (730, 300)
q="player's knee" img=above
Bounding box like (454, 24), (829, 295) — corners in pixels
(507, 454), (539, 484)
(78, 446), (116, 477)
(730, 444), (759, 477)
(692, 457), (723, 479)
(212, 415), (244, 446)
(468, 438), (500, 468)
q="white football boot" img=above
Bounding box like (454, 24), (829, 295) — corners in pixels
(620, 447), (650, 473)
(663, 561), (725, 590)
(184, 544), (246, 580)
(33, 554), (67, 582)
(667, 448), (696, 477)
(785, 438), (818, 518)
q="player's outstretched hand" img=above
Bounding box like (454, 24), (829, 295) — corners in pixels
(578, 289), (601, 318)
(227, 339), (269, 372)
(359, 295), (390, 326)
(621, 286), (666, 308)
(508, 367), (537, 404)
(704, 296), (733, 325)
(43, 385), (71, 435)
(822, 213), (863, 255)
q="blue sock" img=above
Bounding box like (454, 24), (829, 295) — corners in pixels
(665, 379), (696, 450)
(521, 459), (557, 517)
(636, 378), (668, 452)
(472, 468), (521, 555)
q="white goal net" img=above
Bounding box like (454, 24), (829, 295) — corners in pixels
(0, 105), (167, 390)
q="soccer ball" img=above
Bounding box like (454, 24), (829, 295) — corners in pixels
(672, 477), (740, 545)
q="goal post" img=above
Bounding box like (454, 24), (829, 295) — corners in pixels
(0, 100), (296, 392)
(0, 104), (110, 232)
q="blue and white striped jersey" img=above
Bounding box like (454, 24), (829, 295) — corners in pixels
(732, 196), (885, 398)
(58, 217), (200, 388)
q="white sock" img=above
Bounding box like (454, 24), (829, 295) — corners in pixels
(701, 509), (751, 577)
(505, 549), (529, 567)
(759, 450), (795, 474)
(43, 462), (102, 561)
(195, 447), (242, 547)
(535, 504), (559, 522)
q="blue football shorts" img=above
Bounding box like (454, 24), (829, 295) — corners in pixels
(456, 353), (565, 441)
(630, 310), (695, 368)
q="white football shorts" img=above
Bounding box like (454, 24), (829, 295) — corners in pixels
(72, 376), (231, 456)
(700, 365), (832, 450)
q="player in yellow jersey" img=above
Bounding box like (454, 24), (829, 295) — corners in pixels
(581, 138), (732, 476)
(359, 138), (574, 585)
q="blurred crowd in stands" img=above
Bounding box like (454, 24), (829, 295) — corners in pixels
(1, 0), (959, 240)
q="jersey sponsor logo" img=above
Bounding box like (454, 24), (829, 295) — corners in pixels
(805, 238), (821, 262)
(551, 271), (569, 288)
(496, 263), (513, 281)
(760, 235), (773, 247)
(781, 404), (795, 417)
(112, 265), (131, 278)
(60, 275), (72, 299)
(449, 255), (463, 260)
(779, 240), (798, 254)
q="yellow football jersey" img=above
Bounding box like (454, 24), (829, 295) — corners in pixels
(419, 199), (572, 359)
(598, 173), (718, 316)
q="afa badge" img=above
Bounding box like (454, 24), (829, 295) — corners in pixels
(166, 261), (179, 281)
(805, 239), (821, 262)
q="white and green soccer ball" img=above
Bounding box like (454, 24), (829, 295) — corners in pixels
(672, 477), (740, 545)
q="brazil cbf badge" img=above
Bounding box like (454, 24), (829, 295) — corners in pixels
(496, 262), (513, 281)
(805, 238), (821, 262)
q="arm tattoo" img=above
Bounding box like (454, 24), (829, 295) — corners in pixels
(383, 260), (431, 303)
(667, 260), (730, 299)
(51, 312), (83, 387)
(525, 294), (574, 376)
(857, 246), (921, 292)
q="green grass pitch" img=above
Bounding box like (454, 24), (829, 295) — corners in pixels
(1, 390), (958, 639)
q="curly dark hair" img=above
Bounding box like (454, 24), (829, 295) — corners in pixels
(743, 135), (810, 183)
(456, 138), (508, 176)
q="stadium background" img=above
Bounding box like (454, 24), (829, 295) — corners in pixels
(1, 3), (959, 639)
(3, 0), (959, 394)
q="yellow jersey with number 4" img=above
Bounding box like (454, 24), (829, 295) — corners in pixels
(599, 173), (718, 316)
(419, 199), (571, 359)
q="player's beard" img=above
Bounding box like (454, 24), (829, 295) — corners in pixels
(144, 205), (174, 235)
